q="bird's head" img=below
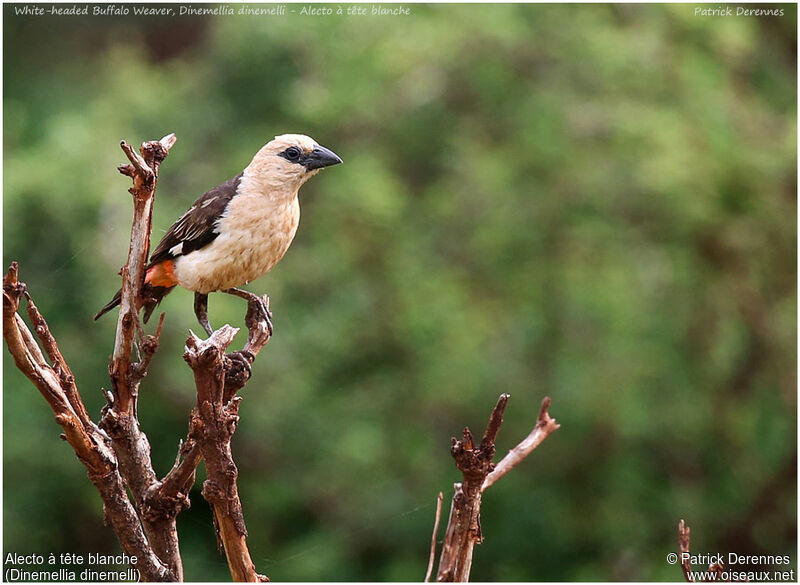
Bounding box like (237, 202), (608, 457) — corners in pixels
(246, 134), (343, 193)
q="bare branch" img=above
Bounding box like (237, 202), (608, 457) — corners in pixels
(157, 395), (213, 517)
(5, 133), (274, 583)
(3, 264), (170, 582)
(23, 289), (92, 428)
(118, 163), (135, 177)
(15, 312), (48, 364)
(158, 299), (273, 537)
(678, 519), (728, 582)
(159, 132), (178, 150)
(184, 326), (268, 582)
(425, 492), (444, 582)
(482, 396), (560, 492)
(435, 394), (559, 582)
(679, 519), (693, 582)
(436, 394), (510, 582)
(480, 394), (509, 450)
(102, 135), (184, 580)
(120, 140), (150, 175)
(110, 135), (176, 414)
(132, 311), (165, 382)
(156, 420), (203, 511)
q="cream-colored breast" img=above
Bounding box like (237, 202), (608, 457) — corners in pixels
(174, 192), (300, 294)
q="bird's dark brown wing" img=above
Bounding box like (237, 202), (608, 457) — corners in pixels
(148, 173), (243, 268)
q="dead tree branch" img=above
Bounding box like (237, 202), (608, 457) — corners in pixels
(4, 132), (282, 582)
(679, 519), (694, 582)
(679, 519), (727, 582)
(108, 134), (273, 583)
(158, 293), (273, 518)
(482, 396), (560, 492)
(109, 133), (273, 581)
(425, 492), (444, 582)
(100, 133), (186, 580)
(184, 326), (269, 583)
(111, 133), (177, 412)
(3, 263), (170, 582)
(435, 394), (509, 582)
(433, 394), (559, 582)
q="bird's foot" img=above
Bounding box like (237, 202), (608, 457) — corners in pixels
(244, 295), (273, 337)
(223, 287), (273, 338)
(224, 350), (255, 397)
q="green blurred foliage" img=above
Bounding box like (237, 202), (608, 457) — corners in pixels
(3, 3), (796, 581)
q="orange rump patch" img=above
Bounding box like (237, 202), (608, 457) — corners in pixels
(145, 260), (178, 287)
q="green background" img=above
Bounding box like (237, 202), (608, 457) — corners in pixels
(3, 3), (796, 581)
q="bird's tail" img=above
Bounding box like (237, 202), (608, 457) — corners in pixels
(95, 260), (179, 323)
(94, 289), (123, 321)
(94, 284), (176, 323)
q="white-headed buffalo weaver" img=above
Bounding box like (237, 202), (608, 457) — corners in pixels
(95, 134), (342, 335)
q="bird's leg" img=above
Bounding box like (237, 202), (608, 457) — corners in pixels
(193, 292), (213, 336)
(222, 287), (273, 337)
(218, 288), (272, 391)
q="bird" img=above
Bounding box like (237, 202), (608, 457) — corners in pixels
(94, 133), (342, 335)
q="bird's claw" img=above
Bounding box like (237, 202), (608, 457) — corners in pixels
(245, 296), (273, 337)
(224, 350), (255, 394)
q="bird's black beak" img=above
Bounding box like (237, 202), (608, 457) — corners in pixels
(303, 145), (343, 170)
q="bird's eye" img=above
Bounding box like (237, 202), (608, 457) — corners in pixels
(285, 146), (301, 161)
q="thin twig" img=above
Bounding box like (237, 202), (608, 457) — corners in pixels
(679, 519), (693, 582)
(482, 396), (560, 492)
(133, 311), (165, 381)
(425, 492), (444, 582)
(156, 413), (203, 511)
(678, 519), (728, 583)
(481, 394), (509, 450)
(23, 291), (92, 428)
